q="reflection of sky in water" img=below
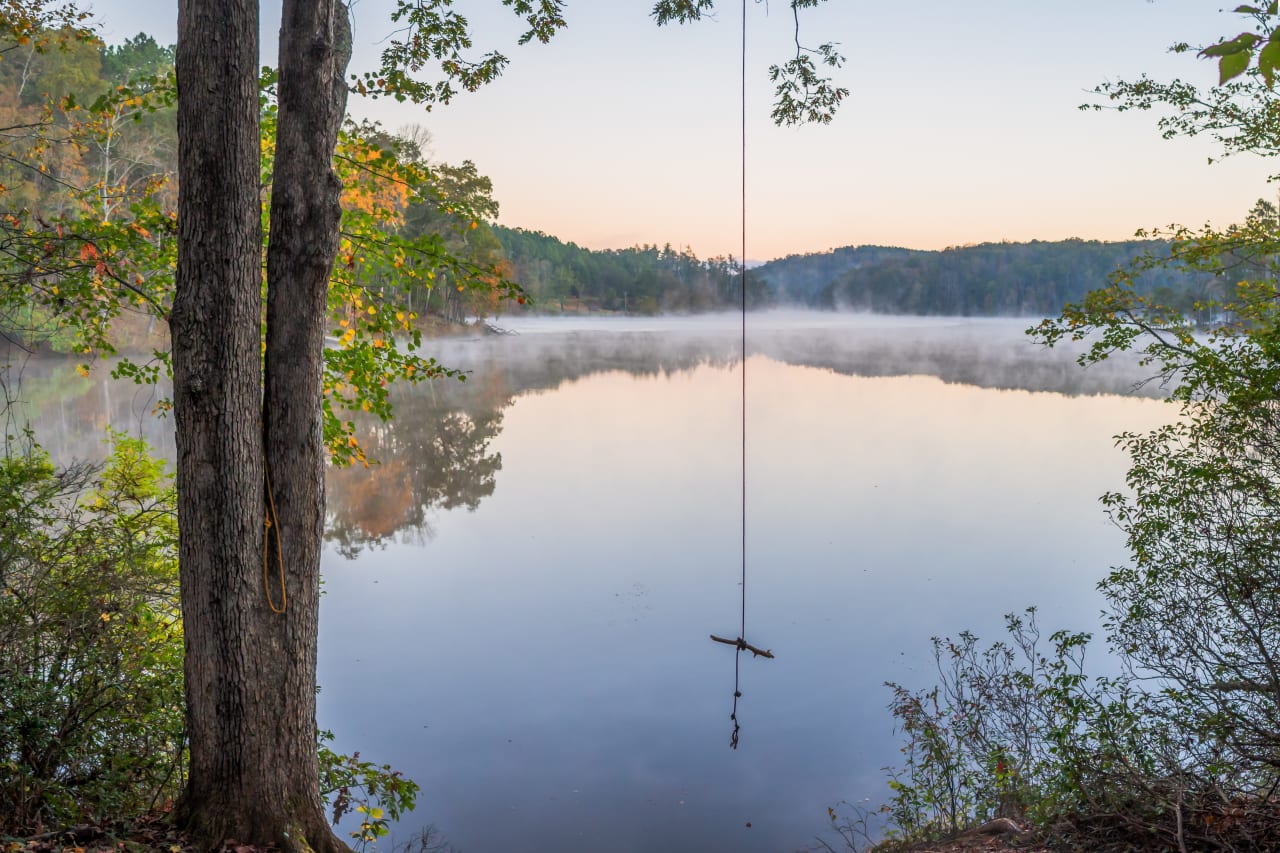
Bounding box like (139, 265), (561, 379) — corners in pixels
(316, 353), (1173, 853)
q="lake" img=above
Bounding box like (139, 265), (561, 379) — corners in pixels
(18, 312), (1175, 852)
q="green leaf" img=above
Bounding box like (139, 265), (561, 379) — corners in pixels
(1220, 50), (1251, 84)
(1201, 33), (1259, 57)
(1259, 40), (1280, 85)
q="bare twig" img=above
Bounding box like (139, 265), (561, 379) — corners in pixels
(710, 634), (774, 659)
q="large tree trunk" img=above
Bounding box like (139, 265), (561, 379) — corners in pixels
(171, 0), (269, 841)
(172, 0), (352, 848)
(260, 0), (353, 848)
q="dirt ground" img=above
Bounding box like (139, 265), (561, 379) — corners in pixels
(903, 838), (1051, 853)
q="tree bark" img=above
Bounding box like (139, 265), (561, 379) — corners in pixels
(171, 0), (269, 842)
(172, 0), (352, 848)
(261, 0), (353, 848)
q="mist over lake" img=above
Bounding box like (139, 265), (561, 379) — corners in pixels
(22, 312), (1174, 852)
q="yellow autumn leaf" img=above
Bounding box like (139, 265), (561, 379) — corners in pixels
(75, 364), (89, 378)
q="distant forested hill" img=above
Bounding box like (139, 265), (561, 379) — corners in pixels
(493, 231), (1221, 318)
(753, 239), (1216, 316)
(493, 225), (768, 313)
(749, 245), (918, 303)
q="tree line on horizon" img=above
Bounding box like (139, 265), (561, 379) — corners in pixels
(492, 229), (1226, 319)
(480, 228), (1222, 319)
(493, 225), (769, 313)
(754, 237), (1222, 317)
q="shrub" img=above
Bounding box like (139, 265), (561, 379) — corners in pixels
(319, 729), (421, 850)
(0, 433), (422, 845)
(880, 610), (1107, 842)
(0, 435), (184, 833)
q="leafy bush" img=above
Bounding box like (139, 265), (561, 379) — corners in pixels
(871, 307), (1280, 847)
(0, 435), (184, 833)
(877, 609), (1190, 842)
(0, 435), (422, 844)
(881, 611), (1093, 841)
(319, 729), (421, 850)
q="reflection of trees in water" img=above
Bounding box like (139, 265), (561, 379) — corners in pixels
(7, 352), (176, 464)
(320, 337), (744, 556)
(324, 374), (509, 558)
(425, 325), (1159, 401)
(13, 325), (1162, 554)
(323, 326), (1162, 555)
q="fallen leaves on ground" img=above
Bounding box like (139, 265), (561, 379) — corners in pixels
(2, 818), (284, 853)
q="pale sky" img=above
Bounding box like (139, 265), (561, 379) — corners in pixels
(87, 0), (1280, 260)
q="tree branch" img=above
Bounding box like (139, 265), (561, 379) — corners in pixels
(710, 634), (775, 658)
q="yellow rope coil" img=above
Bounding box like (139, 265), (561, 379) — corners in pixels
(263, 465), (287, 614)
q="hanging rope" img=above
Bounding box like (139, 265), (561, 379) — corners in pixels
(740, 0), (748, 623)
(733, 0), (748, 751)
(263, 463), (287, 614)
(706, 0), (773, 747)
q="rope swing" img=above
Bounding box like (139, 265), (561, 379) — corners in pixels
(708, 0), (774, 751)
(263, 464), (288, 614)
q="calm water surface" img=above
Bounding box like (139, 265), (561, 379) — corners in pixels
(314, 314), (1175, 852)
(22, 313), (1175, 852)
